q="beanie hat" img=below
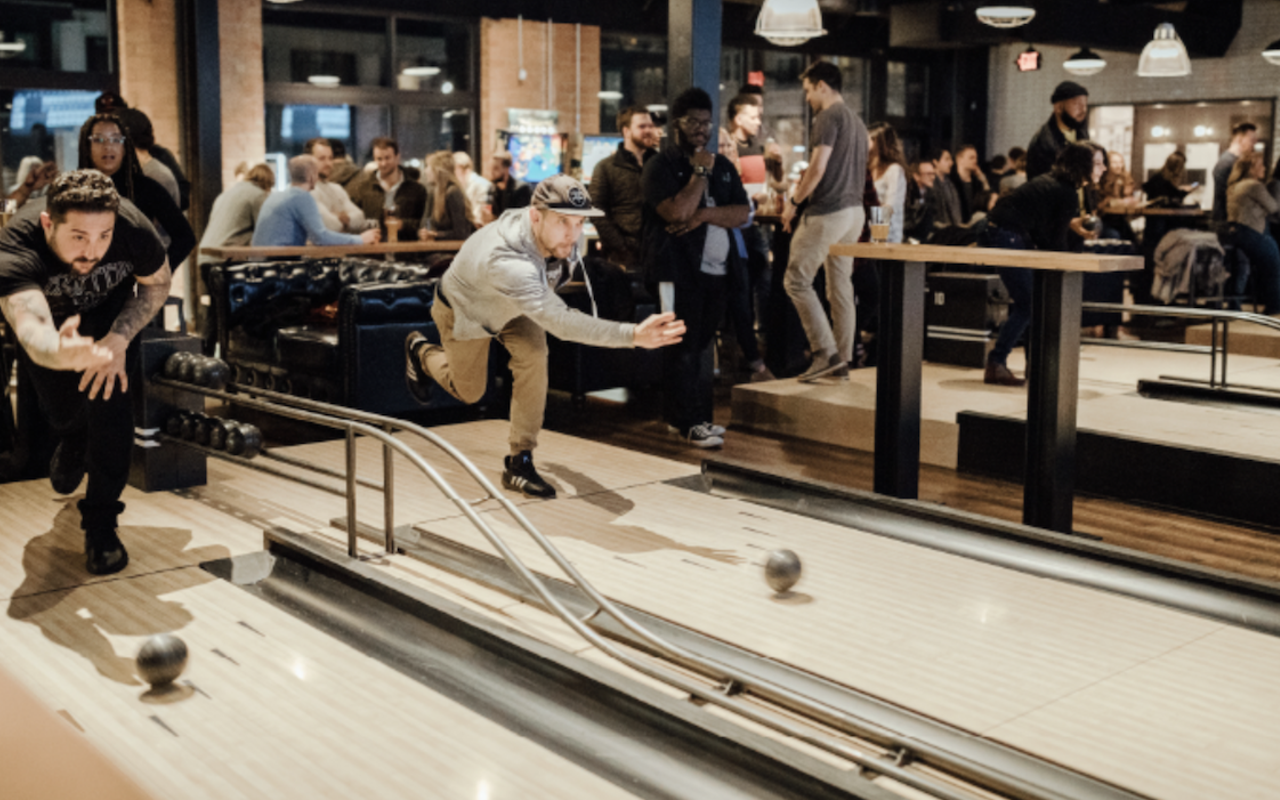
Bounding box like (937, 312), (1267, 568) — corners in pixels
(1051, 81), (1088, 104)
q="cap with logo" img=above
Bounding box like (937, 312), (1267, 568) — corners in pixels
(531, 174), (604, 218)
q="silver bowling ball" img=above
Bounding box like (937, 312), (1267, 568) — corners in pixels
(136, 633), (189, 687)
(764, 549), (802, 593)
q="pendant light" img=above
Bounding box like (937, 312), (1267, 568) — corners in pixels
(755, 0), (827, 47)
(1063, 47), (1106, 77)
(975, 4), (1036, 29)
(1137, 23), (1191, 77)
(1263, 39), (1280, 66)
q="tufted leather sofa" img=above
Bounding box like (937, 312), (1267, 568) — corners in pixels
(207, 258), (471, 416)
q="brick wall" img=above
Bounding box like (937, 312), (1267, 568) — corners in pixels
(479, 18), (601, 172)
(987, 0), (1280, 160)
(116, 0), (181, 161)
(218, 0), (266, 190)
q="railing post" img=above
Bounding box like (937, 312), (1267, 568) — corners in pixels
(346, 425), (358, 557)
(384, 423), (395, 554)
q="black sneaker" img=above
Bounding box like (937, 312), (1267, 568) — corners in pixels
(502, 451), (557, 499)
(50, 435), (88, 495)
(404, 331), (434, 406)
(85, 528), (129, 575)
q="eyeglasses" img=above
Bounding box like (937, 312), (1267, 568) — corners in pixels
(89, 135), (126, 146)
(679, 116), (713, 131)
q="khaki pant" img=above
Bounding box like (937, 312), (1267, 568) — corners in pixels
(420, 298), (548, 454)
(783, 206), (865, 362)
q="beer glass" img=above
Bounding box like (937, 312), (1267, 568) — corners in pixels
(868, 206), (891, 244)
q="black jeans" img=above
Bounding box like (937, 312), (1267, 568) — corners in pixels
(979, 225), (1035, 367)
(664, 271), (727, 433)
(17, 343), (136, 531)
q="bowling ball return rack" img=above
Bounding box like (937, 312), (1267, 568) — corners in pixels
(155, 367), (1156, 800)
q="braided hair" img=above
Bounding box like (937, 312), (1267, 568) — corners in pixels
(77, 112), (141, 202)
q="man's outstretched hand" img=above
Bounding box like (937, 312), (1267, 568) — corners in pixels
(633, 312), (685, 349)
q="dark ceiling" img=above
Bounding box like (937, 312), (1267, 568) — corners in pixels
(285, 0), (1246, 59)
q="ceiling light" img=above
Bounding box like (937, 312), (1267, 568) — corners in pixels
(1063, 47), (1106, 77)
(975, 4), (1036, 29)
(1137, 23), (1191, 77)
(597, 90), (623, 101)
(755, 0), (827, 47)
(402, 65), (441, 77)
(307, 75), (340, 87)
(1264, 39), (1280, 66)
(0, 34), (26, 55)
(441, 81), (454, 94)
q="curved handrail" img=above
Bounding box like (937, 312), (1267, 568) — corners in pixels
(167, 377), (1119, 800)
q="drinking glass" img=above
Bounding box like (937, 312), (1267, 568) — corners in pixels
(868, 206), (891, 244)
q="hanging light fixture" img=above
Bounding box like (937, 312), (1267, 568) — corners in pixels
(1263, 39), (1280, 66)
(402, 64), (441, 77)
(1137, 23), (1191, 77)
(307, 75), (340, 87)
(1063, 47), (1106, 76)
(755, 0), (827, 47)
(0, 33), (26, 56)
(975, 4), (1036, 29)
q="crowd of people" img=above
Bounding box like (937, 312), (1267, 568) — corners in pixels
(7, 70), (1280, 574)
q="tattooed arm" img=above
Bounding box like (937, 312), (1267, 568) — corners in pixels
(0, 289), (114, 372)
(78, 261), (173, 401)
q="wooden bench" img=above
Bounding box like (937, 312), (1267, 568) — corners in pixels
(830, 242), (1143, 534)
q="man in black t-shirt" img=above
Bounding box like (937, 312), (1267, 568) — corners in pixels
(0, 170), (171, 575)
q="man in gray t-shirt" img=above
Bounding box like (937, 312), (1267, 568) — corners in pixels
(781, 61), (869, 381)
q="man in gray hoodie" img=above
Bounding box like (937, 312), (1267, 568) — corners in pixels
(405, 175), (686, 498)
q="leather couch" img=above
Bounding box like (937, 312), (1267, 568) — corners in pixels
(208, 258), (472, 417)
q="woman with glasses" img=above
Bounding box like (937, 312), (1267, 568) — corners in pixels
(77, 113), (195, 269)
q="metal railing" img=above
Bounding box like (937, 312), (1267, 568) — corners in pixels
(1081, 301), (1280, 394)
(152, 374), (1131, 800)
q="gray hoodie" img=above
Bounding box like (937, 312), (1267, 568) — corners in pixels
(441, 208), (636, 347)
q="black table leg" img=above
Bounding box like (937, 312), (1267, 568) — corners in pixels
(1024, 270), (1082, 533)
(874, 259), (924, 499)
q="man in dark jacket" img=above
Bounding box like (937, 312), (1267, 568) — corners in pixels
(590, 105), (657, 267)
(1025, 81), (1090, 180)
(642, 87), (750, 448)
(488, 152), (534, 219)
(352, 137), (428, 242)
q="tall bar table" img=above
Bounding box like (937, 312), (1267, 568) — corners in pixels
(830, 242), (1142, 534)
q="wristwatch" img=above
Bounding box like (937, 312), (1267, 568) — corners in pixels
(693, 165), (711, 178)
(789, 195), (801, 207)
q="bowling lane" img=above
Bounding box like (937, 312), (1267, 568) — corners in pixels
(0, 562), (654, 800)
(412, 480), (1280, 800)
(248, 419), (701, 531)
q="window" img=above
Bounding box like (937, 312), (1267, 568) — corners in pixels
(0, 1), (111, 74)
(1, 89), (99, 191)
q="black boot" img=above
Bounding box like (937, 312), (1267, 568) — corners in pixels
(79, 500), (129, 576)
(502, 451), (557, 499)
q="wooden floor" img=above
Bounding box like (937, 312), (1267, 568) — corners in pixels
(546, 386), (1280, 583)
(731, 344), (1280, 470)
(4, 409), (1280, 799)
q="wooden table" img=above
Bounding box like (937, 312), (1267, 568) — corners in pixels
(830, 242), (1143, 534)
(200, 241), (462, 261)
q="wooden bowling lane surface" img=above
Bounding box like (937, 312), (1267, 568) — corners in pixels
(0, 551), (652, 800)
(406, 470), (1280, 800)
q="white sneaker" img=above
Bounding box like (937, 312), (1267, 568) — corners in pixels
(669, 422), (726, 437)
(682, 422), (724, 449)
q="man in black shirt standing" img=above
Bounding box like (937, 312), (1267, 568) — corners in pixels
(0, 170), (171, 574)
(642, 88), (750, 447)
(488, 152), (534, 220)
